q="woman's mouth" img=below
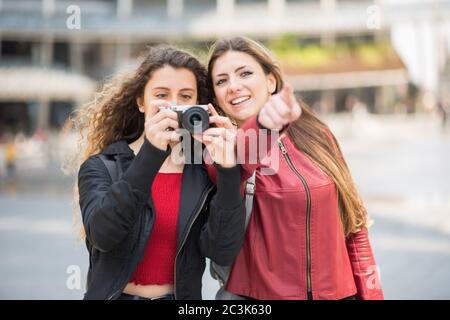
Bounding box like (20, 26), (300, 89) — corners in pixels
(230, 95), (251, 107)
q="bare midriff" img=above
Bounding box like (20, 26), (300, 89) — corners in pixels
(123, 283), (174, 298)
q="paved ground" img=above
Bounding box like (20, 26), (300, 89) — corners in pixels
(1, 113), (449, 299)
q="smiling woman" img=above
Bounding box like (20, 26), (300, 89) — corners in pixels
(211, 51), (276, 126)
(205, 36), (384, 300)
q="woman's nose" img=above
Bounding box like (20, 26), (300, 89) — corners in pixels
(228, 80), (243, 94)
(228, 83), (242, 93)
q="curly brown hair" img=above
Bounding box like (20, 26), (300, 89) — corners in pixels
(68, 45), (207, 239)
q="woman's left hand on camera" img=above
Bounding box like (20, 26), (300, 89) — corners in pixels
(193, 104), (237, 168)
(206, 103), (235, 129)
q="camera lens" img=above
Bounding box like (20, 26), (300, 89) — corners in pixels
(190, 114), (202, 126)
(181, 106), (209, 134)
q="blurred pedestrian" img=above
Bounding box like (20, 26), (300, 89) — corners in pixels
(437, 96), (449, 132)
(5, 135), (17, 181)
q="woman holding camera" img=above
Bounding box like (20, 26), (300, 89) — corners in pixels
(74, 46), (245, 300)
(201, 36), (383, 300)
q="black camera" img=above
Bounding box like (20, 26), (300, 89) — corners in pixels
(168, 105), (210, 134)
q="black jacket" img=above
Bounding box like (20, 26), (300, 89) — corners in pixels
(78, 138), (245, 300)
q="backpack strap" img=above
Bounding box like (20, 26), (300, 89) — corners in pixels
(98, 154), (119, 182)
(244, 171), (256, 228)
(210, 170), (257, 288)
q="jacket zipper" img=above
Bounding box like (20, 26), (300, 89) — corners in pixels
(107, 287), (122, 301)
(173, 184), (215, 300)
(278, 140), (313, 300)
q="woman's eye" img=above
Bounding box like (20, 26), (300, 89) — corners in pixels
(155, 93), (168, 99)
(241, 71), (253, 78)
(181, 95), (192, 100)
(215, 79), (226, 86)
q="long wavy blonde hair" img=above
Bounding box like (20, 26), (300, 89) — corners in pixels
(207, 36), (369, 237)
(67, 46), (208, 239)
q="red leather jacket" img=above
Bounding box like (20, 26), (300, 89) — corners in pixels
(206, 116), (383, 300)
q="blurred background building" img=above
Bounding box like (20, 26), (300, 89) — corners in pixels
(1, 0), (450, 300)
(1, 0), (449, 137)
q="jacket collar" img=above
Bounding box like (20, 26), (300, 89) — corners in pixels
(102, 140), (134, 156)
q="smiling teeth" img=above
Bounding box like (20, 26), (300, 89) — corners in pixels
(231, 96), (250, 105)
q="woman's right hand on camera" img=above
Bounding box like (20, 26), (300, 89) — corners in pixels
(144, 100), (180, 151)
